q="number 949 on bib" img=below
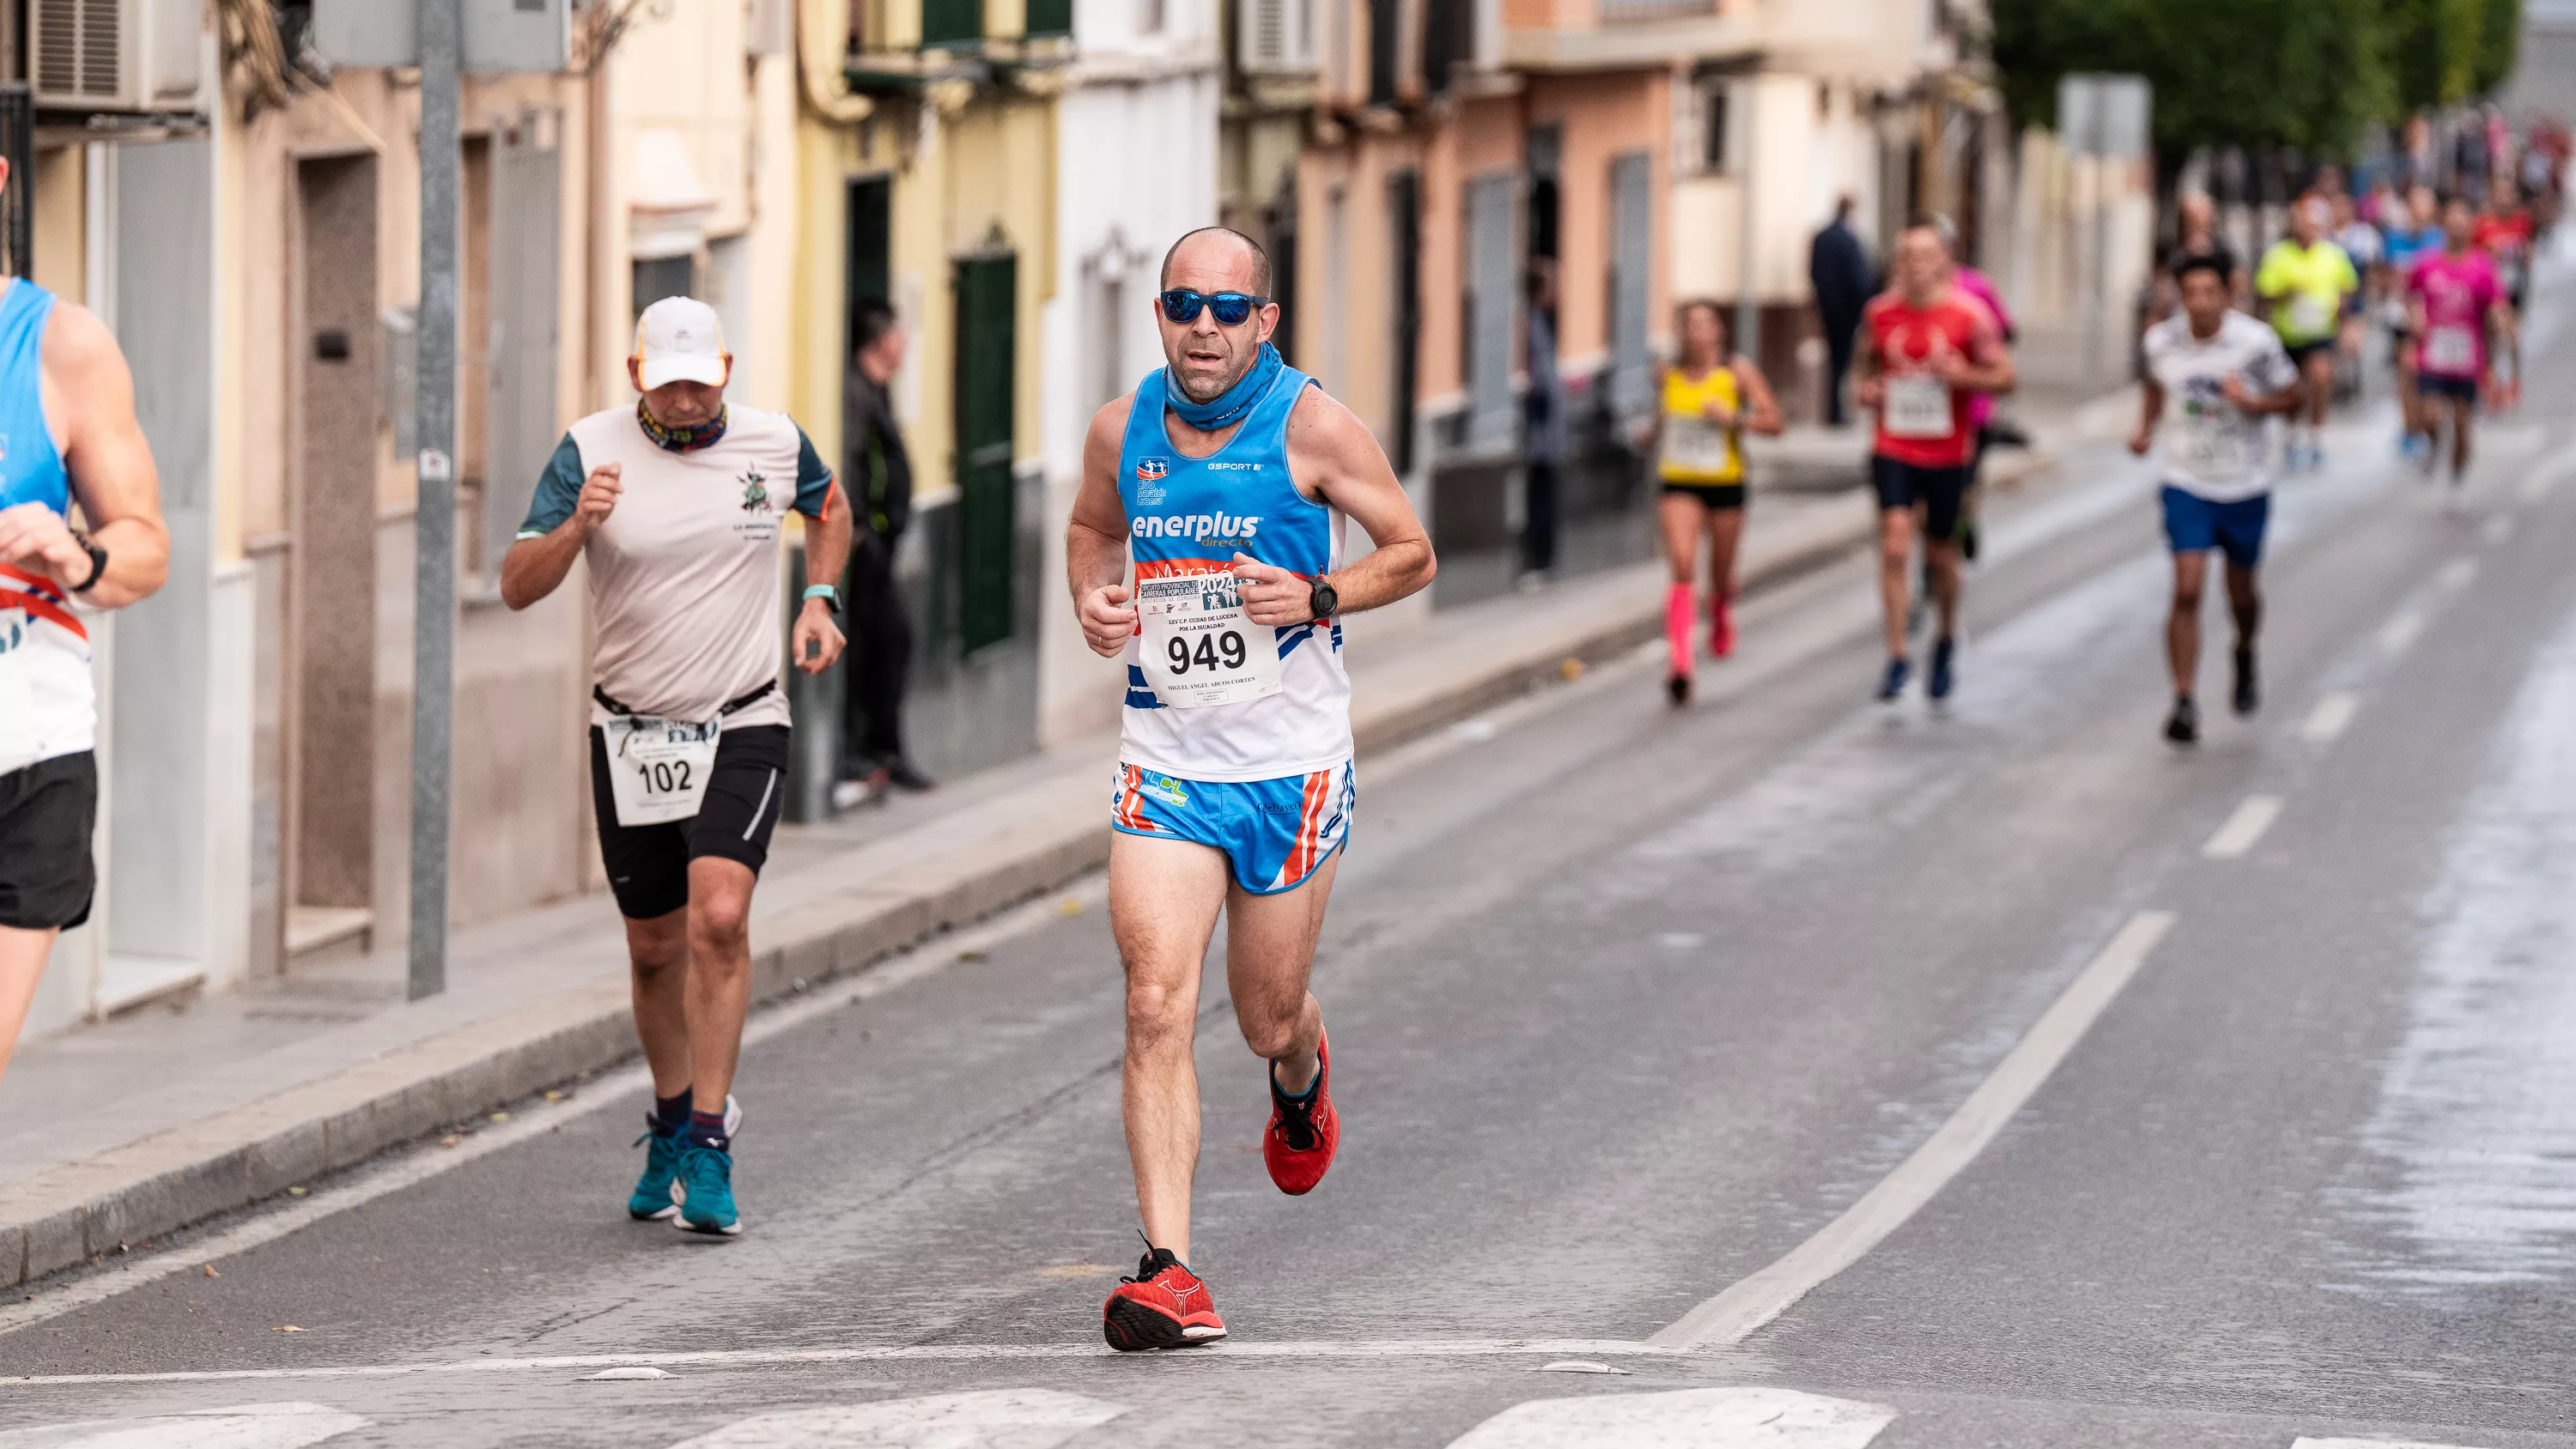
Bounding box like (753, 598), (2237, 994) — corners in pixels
(1136, 573), (1285, 709)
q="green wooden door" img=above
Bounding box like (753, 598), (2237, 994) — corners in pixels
(954, 252), (1016, 656)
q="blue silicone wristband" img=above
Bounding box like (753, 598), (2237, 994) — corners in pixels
(802, 585), (839, 602)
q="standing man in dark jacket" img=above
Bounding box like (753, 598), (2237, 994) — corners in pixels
(1520, 260), (1567, 583)
(1809, 195), (1872, 427)
(835, 299), (932, 805)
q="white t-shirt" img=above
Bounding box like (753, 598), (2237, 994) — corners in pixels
(519, 404), (834, 730)
(2142, 312), (2300, 502)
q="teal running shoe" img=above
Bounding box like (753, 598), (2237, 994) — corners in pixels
(673, 1142), (742, 1236)
(627, 1125), (683, 1221)
(629, 1094), (740, 1222)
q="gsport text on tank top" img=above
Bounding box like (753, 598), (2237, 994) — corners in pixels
(1116, 362), (1352, 784)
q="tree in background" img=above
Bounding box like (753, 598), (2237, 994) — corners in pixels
(1991, 0), (2392, 174)
(1992, 0), (2523, 162)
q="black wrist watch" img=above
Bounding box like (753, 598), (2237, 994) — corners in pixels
(1306, 577), (1339, 621)
(69, 530), (107, 593)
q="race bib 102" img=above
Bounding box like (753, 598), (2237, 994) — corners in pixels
(1882, 374), (1955, 440)
(1136, 573), (1285, 710)
(604, 713), (720, 827)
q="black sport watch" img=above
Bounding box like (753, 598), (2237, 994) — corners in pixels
(69, 530), (107, 593)
(1306, 577), (1338, 621)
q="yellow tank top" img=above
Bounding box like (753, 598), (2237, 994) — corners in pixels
(1659, 366), (1745, 484)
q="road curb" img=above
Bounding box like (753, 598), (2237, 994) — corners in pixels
(0, 468), (1965, 1291)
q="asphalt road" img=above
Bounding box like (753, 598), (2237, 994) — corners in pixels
(7, 312), (2576, 1447)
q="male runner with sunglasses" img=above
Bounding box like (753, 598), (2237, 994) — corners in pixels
(1067, 227), (1436, 1349)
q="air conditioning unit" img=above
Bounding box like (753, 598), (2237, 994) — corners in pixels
(33, 0), (206, 115)
(1239, 0), (1316, 74)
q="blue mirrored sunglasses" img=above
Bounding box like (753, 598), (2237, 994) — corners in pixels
(1158, 289), (1268, 326)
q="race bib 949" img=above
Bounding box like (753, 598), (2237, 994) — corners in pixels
(1136, 573), (1285, 709)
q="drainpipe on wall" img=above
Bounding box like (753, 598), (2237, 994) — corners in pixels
(1735, 73), (1760, 365)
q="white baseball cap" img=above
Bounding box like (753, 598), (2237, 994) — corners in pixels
(633, 296), (729, 391)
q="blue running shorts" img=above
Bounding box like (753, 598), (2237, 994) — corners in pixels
(1110, 761), (1355, 895)
(2160, 484), (2270, 570)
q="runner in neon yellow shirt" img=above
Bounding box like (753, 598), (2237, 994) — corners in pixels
(2254, 198), (2358, 470)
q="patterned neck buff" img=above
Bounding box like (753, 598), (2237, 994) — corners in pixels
(638, 401), (729, 452)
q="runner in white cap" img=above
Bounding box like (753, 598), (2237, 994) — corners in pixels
(501, 297), (850, 1236)
(0, 252), (167, 1083)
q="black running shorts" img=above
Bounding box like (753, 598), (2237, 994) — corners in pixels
(0, 752), (97, 931)
(1870, 456), (1972, 543)
(588, 724), (791, 920)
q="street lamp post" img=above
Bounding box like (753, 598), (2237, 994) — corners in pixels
(409, 0), (461, 1002)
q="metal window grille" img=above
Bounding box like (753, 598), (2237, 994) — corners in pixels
(0, 85), (29, 279)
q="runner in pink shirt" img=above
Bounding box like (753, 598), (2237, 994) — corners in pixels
(2407, 195), (2518, 497)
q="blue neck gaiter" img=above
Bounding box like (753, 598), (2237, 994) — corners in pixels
(1165, 343), (1283, 432)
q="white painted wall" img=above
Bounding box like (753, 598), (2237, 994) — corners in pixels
(1670, 74), (1882, 306)
(1036, 23), (1222, 748)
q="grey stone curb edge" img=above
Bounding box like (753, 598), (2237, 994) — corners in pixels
(0, 483), (1919, 1293)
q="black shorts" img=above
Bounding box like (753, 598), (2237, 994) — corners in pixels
(0, 752), (97, 931)
(1660, 481), (1747, 509)
(1870, 457), (1972, 542)
(589, 724), (791, 920)
(2285, 340), (2336, 369)
(2419, 374), (2479, 405)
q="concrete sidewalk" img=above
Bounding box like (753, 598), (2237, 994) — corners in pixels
(0, 410), (2105, 1290)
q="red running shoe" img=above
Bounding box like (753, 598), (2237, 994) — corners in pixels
(1103, 1246), (1226, 1350)
(1710, 593), (1737, 659)
(1263, 1034), (1340, 1195)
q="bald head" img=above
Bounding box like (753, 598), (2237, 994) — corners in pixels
(1161, 227), (1273, 298)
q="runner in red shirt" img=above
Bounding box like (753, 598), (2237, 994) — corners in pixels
(1852, 221), (2015, 702)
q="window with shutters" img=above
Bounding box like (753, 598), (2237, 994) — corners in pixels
(1238, 0), (1314, 72)
(1607, 151), (1654, 419)
(953, 252), (1017, 656)
(1463, 172), (1517, 456)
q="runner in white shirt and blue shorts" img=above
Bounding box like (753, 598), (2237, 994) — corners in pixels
(2131, 254), (2306, 745)
(1066, 227), (1437, 1350)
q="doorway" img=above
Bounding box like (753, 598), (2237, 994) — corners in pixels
(953, 251), (1016, 656)
(286, 154), (380, 961)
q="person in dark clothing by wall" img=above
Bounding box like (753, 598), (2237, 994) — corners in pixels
(1520, 260), (1567, 584)
(834, 299), (932, 807)
(1808, 195), (1872, 428)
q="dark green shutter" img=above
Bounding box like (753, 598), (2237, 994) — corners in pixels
(922, 0), (982, 47)
(954, 252), (1017, 656)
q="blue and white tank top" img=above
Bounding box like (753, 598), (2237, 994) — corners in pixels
(0, 281), (82, 774)
(1117, 361), (1351, 782)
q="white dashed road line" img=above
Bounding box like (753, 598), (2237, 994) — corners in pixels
(1649, 912), (2177, 1350)
(2202, 796), (2283, 860)
(667, 1389), (1125, 1449)
(2379, 609), (2427, 655)
(2301, 693), (2359, 743)
(0, 1339), (1668, 1389)
(1444, 1386), (1895, 1448)
(0, 1402), (368, 1448)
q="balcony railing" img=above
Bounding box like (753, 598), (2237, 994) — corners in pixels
(1599, 0), (1718, 17)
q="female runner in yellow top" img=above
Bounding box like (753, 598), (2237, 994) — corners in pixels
(1646, 300), (1781, 703)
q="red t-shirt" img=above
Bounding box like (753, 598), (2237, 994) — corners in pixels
(1864, 288), (2002, 469)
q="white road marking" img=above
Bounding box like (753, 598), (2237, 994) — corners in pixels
(0, 1339), (1668, 1389)
(2380, 609), (2427, 655)
(1446, 1386), (1894, 1448)
(1538, 1361), (1631, 1374)
(2522, 463), (2560, 503)
(2302, 692), (2360, 743)
(0, 881), (1115, 1339)
(1650, 912), (2176, 1349)
(2202, 796), (2284, 860)
(2293, 1440), (2493, 1449)
(584, 1366), (674, 1380)
(2437, 556), (2479, 590)
(667, 1389), (1124, 1449)
(0, 1402), (367, 1447)
(2482, 512), (2516, 546)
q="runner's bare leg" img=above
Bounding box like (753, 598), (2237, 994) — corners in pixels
(1111, 831), (1230, 1263)
(623, 908), (694, 1100)
(1226, 853), (1337, 1097)
(0, 925), (58, 1082)
(683, 856), (758, 1113)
